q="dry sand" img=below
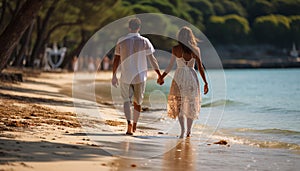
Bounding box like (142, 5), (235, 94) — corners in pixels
(0, 71), (136, 171)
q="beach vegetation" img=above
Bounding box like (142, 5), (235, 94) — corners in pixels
(1, 0), (300, 72)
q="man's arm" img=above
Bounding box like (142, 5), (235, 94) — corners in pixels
(147, 54), (161, 77)
(112, 54), (120, 87)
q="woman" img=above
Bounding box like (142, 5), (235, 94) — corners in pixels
(158, 26), (208, 138)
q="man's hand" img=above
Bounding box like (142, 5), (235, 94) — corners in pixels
(112, 75), (119, 88)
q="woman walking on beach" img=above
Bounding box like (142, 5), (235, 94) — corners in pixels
(158, 26), (208, 138)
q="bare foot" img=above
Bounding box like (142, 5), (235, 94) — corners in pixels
(126, 123), (133, 135)
(133, 123), (137, 133)
(186, 131), (191, 137)
(179, 131), (184, 139)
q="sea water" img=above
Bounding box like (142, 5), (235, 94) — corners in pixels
(143, 68), (300, 151)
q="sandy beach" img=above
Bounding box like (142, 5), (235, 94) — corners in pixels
(0, 70), (299, 171)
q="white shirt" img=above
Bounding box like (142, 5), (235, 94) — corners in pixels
(115, 33), (158, 84)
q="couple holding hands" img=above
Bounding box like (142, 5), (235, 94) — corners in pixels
(112, 18), (208, 138)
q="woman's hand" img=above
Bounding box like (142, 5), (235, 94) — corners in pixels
(204, 83), (208, 95)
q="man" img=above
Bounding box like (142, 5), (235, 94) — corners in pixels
(112, 18), (162, 135)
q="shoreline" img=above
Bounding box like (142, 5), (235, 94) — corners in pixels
(221, 58), (300, 69)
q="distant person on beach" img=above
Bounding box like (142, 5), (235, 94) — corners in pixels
(72, 56), (78, 72)
(102, 55), (111, 70)
(87, 57), (95, 72)
(157, 26), (208, 138)
(112, 18), (162, 135)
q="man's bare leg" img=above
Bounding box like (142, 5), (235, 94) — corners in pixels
(124, 101), (133, 135)
(133, 102), (141, 132)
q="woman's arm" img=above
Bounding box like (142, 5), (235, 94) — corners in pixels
(160, 47), (176, 79)
(195, 48), (208, 94)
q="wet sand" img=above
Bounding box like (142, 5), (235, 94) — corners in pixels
(0, 71), (299, 171)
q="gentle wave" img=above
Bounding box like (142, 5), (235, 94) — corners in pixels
(211, 134), (300, 151)
(257, 106), (300, 114)
(234, 128), (300, 135)
(201, 99), (244, 108)
(181, 123), (300, 151)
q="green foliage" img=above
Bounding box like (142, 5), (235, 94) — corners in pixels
(289, 16), (300, 45)
(187, 8), (205, 31)
(253, 15), (291, 46)
(225, 14), (250, 34)
(34, 0), (300, 48)
(169, 0), (180, 7)
(216, 0), (247, 17)
(129, 4), (160, 14)
(272, 0), (300, 16)
(206, 15), (226, 43)
(248, 0), (275, 22)
(188, 0), (215, 20)
(4, 0), (300, 69)
(139, 0), (179, 16)
(213, 2), (226, 16)
(207, 14), (250, 44)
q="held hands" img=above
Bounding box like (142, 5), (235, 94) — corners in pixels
(157, 74), (209, 95)
(157, 71), (167, 85)
(157, 75), (164, 85)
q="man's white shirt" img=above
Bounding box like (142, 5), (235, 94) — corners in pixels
(115, 33), (158, 84)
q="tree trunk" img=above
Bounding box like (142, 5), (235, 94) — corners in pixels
(0, 0), (7, 29)
(1, 0), (23, 34)
(26, 0), (58, 67)
(61, 29), (88, 70)
(0, 0), (42, 72)
(12, 20), (35, 67)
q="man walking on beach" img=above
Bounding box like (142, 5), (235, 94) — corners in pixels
(112, 18), (162, 135)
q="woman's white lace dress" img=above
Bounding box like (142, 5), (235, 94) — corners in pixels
(167, 57), (201, 119)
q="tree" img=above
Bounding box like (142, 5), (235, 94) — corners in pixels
(289, 16), (300, 46)
(0, 0), (42, 72)
(188, 0), (215, 21)
(253, 15), (290, 46)
(207, 15), (250, 44)
(217, 0), (247, 17)
(0, 0), (25, 34)
(26, 0), (60, 67)
(60, 0), (127, 69)
(206, 15), (226, 44)
(223, 15), (250, 43)
(272, 0), (300, 16)
(213, 2), (225, 16)
(248, 0), (275, 23)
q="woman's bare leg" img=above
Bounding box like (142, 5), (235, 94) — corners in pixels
(186, 118), (193, 137)
(178, 116), (185, 138)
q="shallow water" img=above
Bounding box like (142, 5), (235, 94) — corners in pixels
(139, 69), (300, 152)
(91, 69), (300, 151)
